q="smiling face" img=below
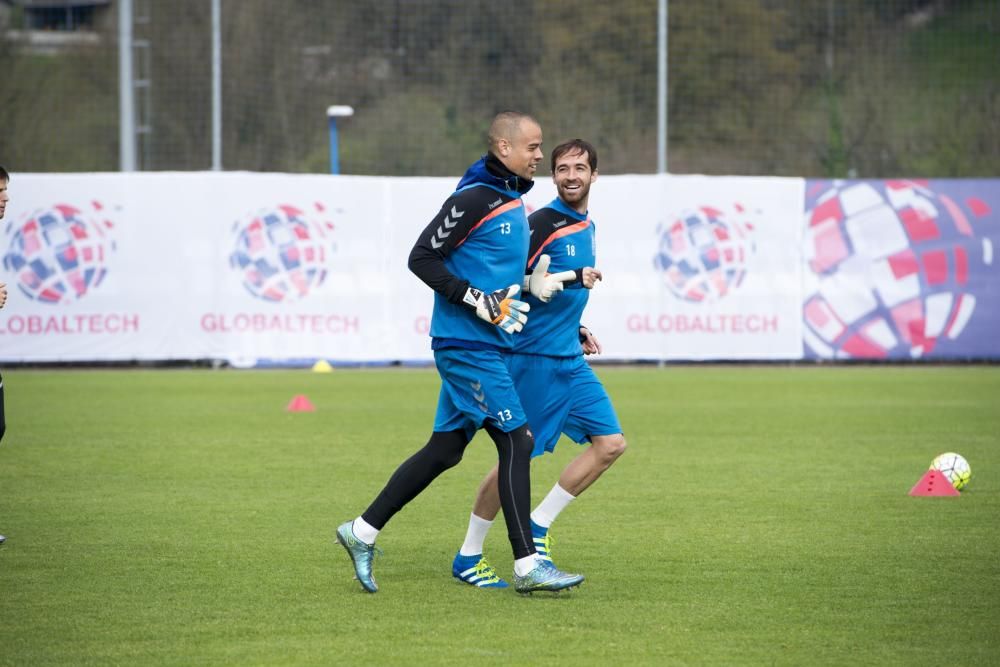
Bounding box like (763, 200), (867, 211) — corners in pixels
(552, 148), (597, 214)
(496, 118), (544, 181)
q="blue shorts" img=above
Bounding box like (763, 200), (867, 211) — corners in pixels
(433, 347), (527, 440)
(508, 353), (622, 458)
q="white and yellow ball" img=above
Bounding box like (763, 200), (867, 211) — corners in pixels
(930, 452), (972, 491)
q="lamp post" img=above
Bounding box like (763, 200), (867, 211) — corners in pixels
(211, 0), (222, 171)
(657, 0), (668, 174)
(118, 0), (135, 171)
(326, 105), (354, 175)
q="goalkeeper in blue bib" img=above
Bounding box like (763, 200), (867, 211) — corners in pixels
(451, 139), (627, 589)
(335, 113), (584, 594)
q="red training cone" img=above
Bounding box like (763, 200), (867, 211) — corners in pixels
(286, 394), (315, 412)
(909, 469), (959, 496)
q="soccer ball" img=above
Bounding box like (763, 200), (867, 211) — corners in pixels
(930, 452), (971, 491)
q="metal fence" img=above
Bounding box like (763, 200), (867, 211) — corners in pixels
(1, 0), (997, 177)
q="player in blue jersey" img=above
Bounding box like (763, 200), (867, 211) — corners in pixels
(335, 113), (584, 594)
(451, 139), (626, 589)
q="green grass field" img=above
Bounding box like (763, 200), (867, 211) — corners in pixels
(1, 366), (998, 665)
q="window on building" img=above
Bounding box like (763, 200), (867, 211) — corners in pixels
(21, 2), (100, 31)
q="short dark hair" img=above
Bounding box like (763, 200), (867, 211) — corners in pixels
(488, 111), (539, 152)
(0, 165), (8, 182)
(550, 139), (597, 173)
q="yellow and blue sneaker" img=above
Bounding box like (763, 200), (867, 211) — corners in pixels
(452, 553), (509, 588)
(513, 560), (584, 595)
(531, 520), (553, 564)
(335, 520), (381, 593)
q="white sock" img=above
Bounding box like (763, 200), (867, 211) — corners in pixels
(351, 516), (379, 545)
(514, 554), (540, 577)
(531, 483), (576, 529)
(459, 513), (494, 557)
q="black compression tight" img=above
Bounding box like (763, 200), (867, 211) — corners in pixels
(362, 429), (469, 530)
(361, 423), (536, 559)
(0, 372), (5, 442)
(485, 423), (536, 559)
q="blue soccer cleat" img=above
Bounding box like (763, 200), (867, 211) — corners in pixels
(531, 519), (553, 564)
(452, 553), (509, 588)
(335, 520), (381, 593)
(513, 560), (584, 595)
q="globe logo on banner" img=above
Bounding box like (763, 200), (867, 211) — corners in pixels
(229, 203), (335, 303)
(2, 202), (116, 304)
(803, 180), (993, 359)
(653, 205), (755, 303)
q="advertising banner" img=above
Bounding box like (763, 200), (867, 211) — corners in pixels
(0, 173), (449, 363)
(802, 179), (1000, 360)
(2, 172), (996, 363)
(525, 174), (806, 360)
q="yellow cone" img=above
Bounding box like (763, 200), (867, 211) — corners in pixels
(311, 359), (334, 373)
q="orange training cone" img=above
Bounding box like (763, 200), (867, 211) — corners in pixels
(286, 394), (315, 412)
(909, 469), (959, 496)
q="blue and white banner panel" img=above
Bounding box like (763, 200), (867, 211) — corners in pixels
(525, 175), (806, 360)
(2, 172), (997, 363)
(802, 179), (1000, 360)
(0, 173), (447, 363)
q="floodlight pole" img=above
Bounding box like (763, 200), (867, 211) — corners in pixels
(211, 0), (222, 171)
(118, 0), (136, 171)
(327, 105), (355, 175)
(657, 0), (669, 367)
(657, 0), (668, 174)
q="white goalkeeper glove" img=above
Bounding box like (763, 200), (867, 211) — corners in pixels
(524, 254), (578, 303)
(462, 283), (530, 334)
